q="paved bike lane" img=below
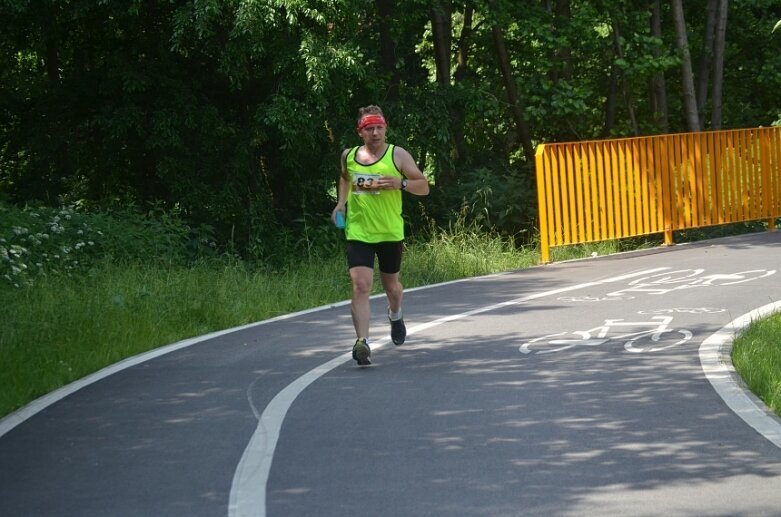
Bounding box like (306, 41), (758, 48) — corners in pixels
(1, 232), (780, 516)
(266, 232), (781, 516)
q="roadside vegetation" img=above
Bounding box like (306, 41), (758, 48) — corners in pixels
(0, 202), (537, 417)
(3, 202), (779, 420)
(732, 314), (781, 417)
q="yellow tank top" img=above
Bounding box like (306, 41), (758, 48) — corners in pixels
(345, 144), (404, 242)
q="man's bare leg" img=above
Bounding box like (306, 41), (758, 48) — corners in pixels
(380, 271), (403, 314)
(381, 271), (406, 345)
(350, 266), (374, 339)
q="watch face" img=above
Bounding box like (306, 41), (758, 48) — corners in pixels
(401, 179), (408, 189)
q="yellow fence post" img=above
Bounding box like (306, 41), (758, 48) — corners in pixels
(535, 144), (551, 263)
(760, 129), (776, 231)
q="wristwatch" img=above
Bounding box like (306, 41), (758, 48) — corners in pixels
(400, 178), (408, 190)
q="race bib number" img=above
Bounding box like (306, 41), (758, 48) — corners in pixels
(352, 173), (381, 195)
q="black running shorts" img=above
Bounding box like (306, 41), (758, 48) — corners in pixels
(346, 240), (404, 274)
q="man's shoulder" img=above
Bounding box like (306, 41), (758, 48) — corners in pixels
(390, 144), (411, 156)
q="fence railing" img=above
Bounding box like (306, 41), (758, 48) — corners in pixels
(535, 127), (781, 263)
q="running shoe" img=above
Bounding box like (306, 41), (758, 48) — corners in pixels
(388, 310), (406, 345)
(352, 338), (371, 365)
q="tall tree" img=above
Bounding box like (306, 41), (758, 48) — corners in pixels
(429, 0), (457, 185)
(649, 0), (669, 132)
(376, 0), (401, 100)
(451, 3), (474, 170)
(603, 61), (619, 136)
(491, 20), (534, 164)
(710, 0), (728, 129)
(431, 1), (452, 87)
(671, 0), (701, 131)
(610, 13), (639, 135)
(696, 0), (718, 127)
(547, 0), (573, 85)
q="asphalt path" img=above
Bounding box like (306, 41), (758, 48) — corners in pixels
(2, 231), (781, 517)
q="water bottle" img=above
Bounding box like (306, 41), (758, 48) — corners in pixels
(335, 211), (345, 229)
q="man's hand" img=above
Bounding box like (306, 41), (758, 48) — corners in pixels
(376, 176), (400, 190)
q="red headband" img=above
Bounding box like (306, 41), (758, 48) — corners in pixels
(357, 114), (387, 130)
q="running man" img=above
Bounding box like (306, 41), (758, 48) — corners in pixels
(331, 105), (430, 365)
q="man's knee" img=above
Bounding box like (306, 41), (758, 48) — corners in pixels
(353, 280), (372, 297)
(351, 268), (374, 296)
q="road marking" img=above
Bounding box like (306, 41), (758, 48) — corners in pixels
(0, 272), (515, 440)
(0, 302), (367, 439)
(699, 301), (781, 449)
(228, 267), (670, 517)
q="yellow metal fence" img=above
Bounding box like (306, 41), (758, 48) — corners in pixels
(535, 127), (781, 263)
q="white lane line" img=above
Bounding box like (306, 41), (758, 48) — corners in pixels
(0, 305), (353, 439)
(228, 267), (670, 517)
(699, 301), (781, 449)
(1, 272), (506, 440)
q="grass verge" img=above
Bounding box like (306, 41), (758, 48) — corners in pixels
(732, 312), (781, 417)
(3, 225), (779, 423)
(1, 228), (537, 418)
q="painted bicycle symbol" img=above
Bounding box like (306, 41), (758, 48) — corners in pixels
(608, 268), (776, 296)
(519, 315), (692, 355)
(637, 307), (726, 315)
(558, 295), (635, 302)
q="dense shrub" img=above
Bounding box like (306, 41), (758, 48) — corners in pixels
(0, 202), (217, 287)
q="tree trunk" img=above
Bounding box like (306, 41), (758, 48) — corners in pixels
(603, 63), (618, 136)
(431, 1), (452, 86)
(549, 0), (572, 85)
(649, 0), (669, 131)
(671, 0), (701, 132)
(454, 5), (473, 83)
(696, 0), (718, 128)
(611, 16), (639, 136)
(491, 23), (535, 164)
(711, 0), (728, 129)
(452, 5), (473, 169)
(375, 0), (400, 100)
(43, 5), (61, 86)
(430, 1), (457, 185)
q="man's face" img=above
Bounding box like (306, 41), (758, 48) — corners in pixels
(358, 123), (386, 145)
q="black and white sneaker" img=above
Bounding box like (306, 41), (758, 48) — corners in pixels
(388, 310), (406, 345)
(352, 338), (371, 366)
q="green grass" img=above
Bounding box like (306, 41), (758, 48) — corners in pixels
(0, 228), (538, 418)
(0, 259), (353, 416)
(732, 312), (781, 417)
(2, 216), (779, 422)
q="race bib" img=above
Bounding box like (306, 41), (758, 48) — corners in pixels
(352, 173), (381, 195)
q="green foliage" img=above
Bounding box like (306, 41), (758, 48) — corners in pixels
(424, 165), (536, 239)
(0, 209), (537, 417)
(2, 0), (781, 258)
(732, 311), (781, 417)
(0, 201), (216, 287)
(405, 213), (537, 284)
